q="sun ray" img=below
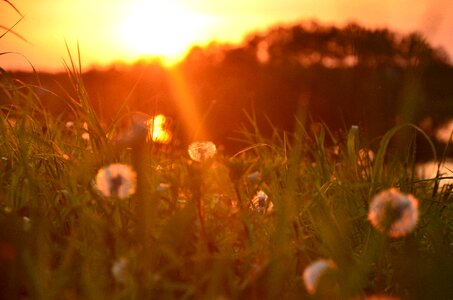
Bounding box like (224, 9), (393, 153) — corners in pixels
(167, 68), (207, 141)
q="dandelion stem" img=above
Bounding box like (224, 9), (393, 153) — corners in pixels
(233, 181), (243, 209)
(132, 139), (152, 243)
(194, 190), (216, 253)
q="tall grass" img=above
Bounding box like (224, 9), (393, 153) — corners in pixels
(1, 58), (453, 300)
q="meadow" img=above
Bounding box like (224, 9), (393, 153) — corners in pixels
(1, 50), (453, 300)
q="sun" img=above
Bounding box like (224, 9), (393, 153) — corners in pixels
(118, 0), (212, 65)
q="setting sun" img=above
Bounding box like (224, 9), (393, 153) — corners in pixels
(117, 0), (214, 65)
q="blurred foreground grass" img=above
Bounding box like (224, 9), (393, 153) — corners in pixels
(0, 62), (453, 300)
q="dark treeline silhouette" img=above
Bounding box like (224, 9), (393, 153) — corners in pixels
(3, 21), (453, 155)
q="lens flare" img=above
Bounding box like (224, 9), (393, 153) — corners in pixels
(147, 114), (172, 144)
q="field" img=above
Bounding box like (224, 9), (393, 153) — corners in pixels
(1, 56), (453, 300)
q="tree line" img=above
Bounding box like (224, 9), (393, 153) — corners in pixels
(3, 21), (453, 155)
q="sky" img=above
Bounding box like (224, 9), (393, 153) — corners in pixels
(1, 0), (453, 72)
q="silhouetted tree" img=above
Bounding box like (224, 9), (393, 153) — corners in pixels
(4, 21), (453, 155)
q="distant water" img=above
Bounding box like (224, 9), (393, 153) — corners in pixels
(435, 119), (453, 144)
(416, 160), (453, 187)
(414, 119), (453, 188)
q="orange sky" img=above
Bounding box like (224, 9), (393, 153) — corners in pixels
(1, 0), (453, 72)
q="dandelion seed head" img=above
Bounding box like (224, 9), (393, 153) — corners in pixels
(302, 259), (336, 295)
(95, 163), (137, 199)
(177, 198), (188, 209)
(111, 257), (128, 284)
(65, 121), (74, 129)
(156, 183), (171, 193)
(22, 216), (31, 231)
(82, 122), (90, 140)
(116, 113), (149, 146)
(247, 171), (261, 182)
(188, 141), (217, 162)
(250, 190), (273, 213)
(332, 144), (341, 156)
(368, 188), (419, 238)
(115, 112), (171, 146)
(358, 148), (375, 167)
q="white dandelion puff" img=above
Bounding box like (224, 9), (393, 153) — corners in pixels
(177, 198), (188, 209)
(22, 216), (31, 231)
(111, 257), (128, 284)
(94, 163), (137, 199)
(357, 148), (375, 167)
(114, 112), (149, 146)
(81, 122), (90, 140)
(332, 144), (341, 156)
(302, 259), (336, 295)
(368, 188), (419, 238)
(188, 141), (217, 162)
(156, 183), (171, 193)
(247, 171), (261, 182)
(65, 121), (74, 129)
(115, 112), (172, 146)
(250, 190), (273, 214)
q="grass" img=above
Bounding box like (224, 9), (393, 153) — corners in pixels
(1, 57), (453, 300)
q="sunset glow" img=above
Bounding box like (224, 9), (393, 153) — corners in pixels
(1, 0), (453, 71)
(117, 0), (214, 65)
